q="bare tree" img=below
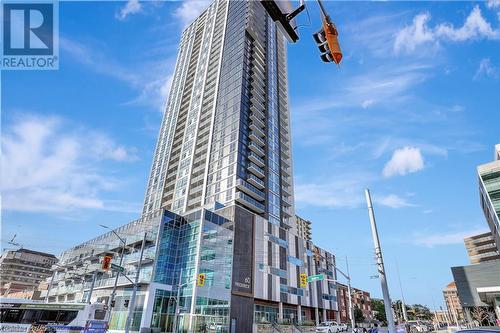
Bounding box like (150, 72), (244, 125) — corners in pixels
(470, 307), (495, 326)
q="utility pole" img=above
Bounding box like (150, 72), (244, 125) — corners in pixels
(396, 260), (408, 322)
(346, 256), (355, 330)
(365, 189), (395, 333)
(124, 232), (147, 333)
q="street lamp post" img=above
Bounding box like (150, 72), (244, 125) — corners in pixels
(45, 268), (57, 303)
(172, 268), (195, 333)
(87, 270), (98, 304)
(45, 263), (65, 303)
(365, 189), (396, 333)
(334, 260), (355, 330)
(124, 232), (147, 333)
(99, 224), (127, 310)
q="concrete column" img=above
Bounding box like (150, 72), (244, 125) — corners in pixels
(315, 307), (320, 326)
(297, 304), (302, 323)
(323, 308), (327, 322)
(279, 302), (284, 321)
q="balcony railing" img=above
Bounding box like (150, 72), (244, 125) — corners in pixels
(236, 179), (265, 201)
(249, 152), (265, 167)
(235, 191), (265, 213)
(247, 174), (265, 189)
(248, 162), (265, 179)
(249, 142), (265, 157)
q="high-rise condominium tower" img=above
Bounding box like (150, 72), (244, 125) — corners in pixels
(477, 144), (500, 252)
(142, 0), (295, 230)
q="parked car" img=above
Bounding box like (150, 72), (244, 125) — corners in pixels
(339, 323), (348, 332)
(316, 321), (341, 333)
(408, 321), (429, 333)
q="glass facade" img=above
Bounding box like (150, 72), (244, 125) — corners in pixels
(150, 209), (233, 333)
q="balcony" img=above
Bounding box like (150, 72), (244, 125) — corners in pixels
(250, 113), (265, 129)
(282, 206), (293, 217)
(250, 81), (266, 98)
(236, 179), (265, 201)
(248, 142), (265, 157)
(247, 174), (265, 189)
(235, 191), (265, 214)
(250, 104), (265, 119)
(281, 166), (291, 177)
(281, 157), (290, 168)
(248, 152), (265, 167)
(282, 196), (293, 207)
(250, 123), (265, 138)
(251, 95), (266, 112)
(249, 131), (265, 147)
(248, 162), (265, 179)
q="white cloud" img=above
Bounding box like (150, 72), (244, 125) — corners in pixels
(2, 114), (139, 213)
(294, 173), (374, 209)
(60, 37), (174, 112)
(487, 0), (500, 8)
(412, 228), (489, 247)
(116, 0), (142, 21)
(383, 146), (425, 177)
(174, 0), (212, 26)
(394, 13), (435, 53)
(295, 178), (415, 210)
(435, 6), (499, 41)
(361, 99), (375, 109)
(474, 58), (498, 80)
(376, 194), (415, 209)
(394, 6), (500, 53)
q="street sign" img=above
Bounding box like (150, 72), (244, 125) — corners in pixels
(307, 274), (324, 282)
(111, 263), (125, 273)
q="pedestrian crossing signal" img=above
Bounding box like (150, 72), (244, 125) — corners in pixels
(197, 273), (206, 287)
(300, 273), (307, 287)
(102, 255), (112, 271)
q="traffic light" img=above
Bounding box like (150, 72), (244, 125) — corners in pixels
(313, 247), (321, 263)
(197, 273), (206, 287)
(124, 299), (129, 308)
(300, 273), (308, 287)
(102, 255), (112, 271)
(312, 18), (342, 65)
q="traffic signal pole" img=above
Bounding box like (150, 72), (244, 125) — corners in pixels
(100, 224), (127, 311)
(365, 189), (395, 333)
(124, 232), (147, 333)
(87, 270), (98, 304)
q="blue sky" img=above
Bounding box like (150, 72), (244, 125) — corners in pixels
(2, 0), (500, 309)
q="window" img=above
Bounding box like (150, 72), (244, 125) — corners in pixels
(1, 309), (23, 323)
(93, 310), (106, 321)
